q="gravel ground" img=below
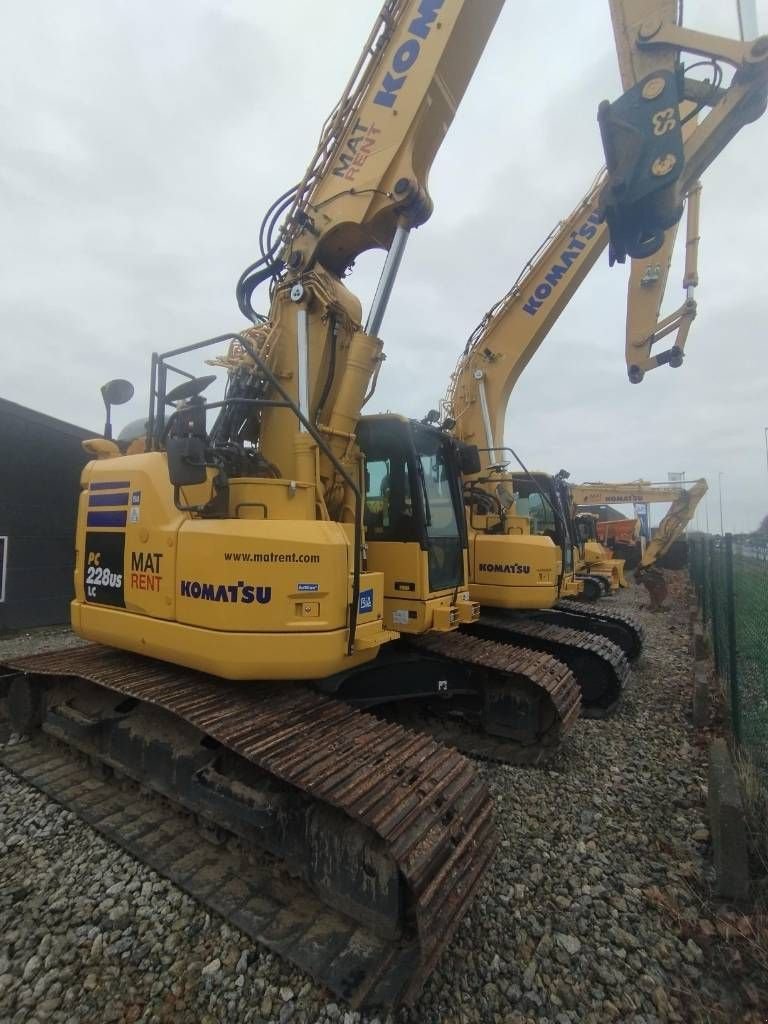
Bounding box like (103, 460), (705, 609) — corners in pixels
(0, 581), (758, 1023)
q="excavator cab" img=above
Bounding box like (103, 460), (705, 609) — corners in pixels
(357, 415), (478, 633)
(510, 471), (616, 599)
(510, 472), (576, 580)
(575, 512), (600, 546)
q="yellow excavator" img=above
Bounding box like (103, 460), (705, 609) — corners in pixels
(0, 1), (765, 1009)
(571, 478), (706, 566)
(440, 2), (767, 705)
(573, 478), (709, 608)
(0, 1), (567, 1006)
(572, 512), (629, 590)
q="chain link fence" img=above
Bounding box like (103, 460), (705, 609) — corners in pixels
(689, 533), (768, 781)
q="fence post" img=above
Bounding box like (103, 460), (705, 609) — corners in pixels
(699, 537), (708, 624)
(709, 537), (720, 674)
(724, 533), (742, 745)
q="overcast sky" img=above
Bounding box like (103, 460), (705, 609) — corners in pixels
(3, 1), (767, 532)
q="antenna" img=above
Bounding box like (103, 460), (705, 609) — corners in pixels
(737, 0), (759, 40)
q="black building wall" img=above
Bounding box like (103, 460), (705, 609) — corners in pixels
(0, 398), (93, 629)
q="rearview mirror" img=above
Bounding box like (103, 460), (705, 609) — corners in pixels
(167, 436), (207, 487)
(100, 378), (135, 440)
(458, 443), (481, 476)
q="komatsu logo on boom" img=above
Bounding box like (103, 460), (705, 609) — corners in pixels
(522, 212), (602, 316)
(373, 0), (444, 109)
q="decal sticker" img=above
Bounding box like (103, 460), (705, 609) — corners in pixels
(131, 490), (141, 505)
(180, 579), (272, 604)
(522, 211), (602, 317)
(332, 120), (381, 182)
(358, 588), (374, 614)
(88, 491), (129, 508)
(392, 609), (409, 625)
(84, 532), (126, 607)
(129, 507), (140, 524)
(297, 583), (319, 593)
(373, 0), (444, 110)
(130, 551), (163, 592)
(478, 562), (531, 574)
(86, 510), (128, 528)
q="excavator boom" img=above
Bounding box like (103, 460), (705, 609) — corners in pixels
(239, 0), (505, 296)
(572, 480), (685, 505)
(640, 477), (709, 568)
(442, 172), (608, 463)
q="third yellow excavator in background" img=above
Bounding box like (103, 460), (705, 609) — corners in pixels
(571, 478), (708, 568)
(573, 478), (709, 608)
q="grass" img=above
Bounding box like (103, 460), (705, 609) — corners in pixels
(733, 557), (768, 755)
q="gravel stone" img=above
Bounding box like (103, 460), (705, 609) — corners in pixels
(554, 933), (581, 956)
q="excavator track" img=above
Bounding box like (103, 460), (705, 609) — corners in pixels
(551, 599), (645, 660)
(526, 601), (645, 661)
(464, 615), (630, 717)
(0, 645), (496, 1009)
(408, 631), (581, 764)
(577, 574), (612, 599)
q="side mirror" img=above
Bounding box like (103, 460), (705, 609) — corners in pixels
(100, 378), (135, 440)
(167, 436), (207, 487)
(458, 443), (482, 476)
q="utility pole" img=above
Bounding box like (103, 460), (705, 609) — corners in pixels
(764, 426), (768, 477)
(718, 471), (725, 534)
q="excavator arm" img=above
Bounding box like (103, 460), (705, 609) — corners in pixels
(624, 180), (700, 381)
(599, 0), (768, 265)
(639, 477), (708, 568)
(445, 5), (768, 436)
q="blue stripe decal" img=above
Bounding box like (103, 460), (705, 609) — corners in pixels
(88, 492), (129, 508)
(86, 510), (127, 528)
(89, 480), (130, 491)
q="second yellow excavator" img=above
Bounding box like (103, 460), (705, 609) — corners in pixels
(438, 1), (766, 713)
